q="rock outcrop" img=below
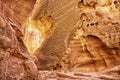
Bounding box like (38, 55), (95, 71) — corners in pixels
(68, 0), (120, 72)
(0, 0), (120, 80)
(0, 13), (38, 80)
(33, 0), (81, 70)
(34, 0), (120, 73)
(0, 0), (37, 80)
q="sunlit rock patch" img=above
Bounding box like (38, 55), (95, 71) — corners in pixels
(23, 14), (54, 54)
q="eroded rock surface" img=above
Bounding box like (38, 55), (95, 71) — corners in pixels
(0, 0), (38, 80)
(34, 0), (120, 73)
(34, 0), (81, 70)
(0, 0), (120, 80)
(36, 66), (120, 80)
(68, 0), (120, 72)
(0, 13), (38, 80)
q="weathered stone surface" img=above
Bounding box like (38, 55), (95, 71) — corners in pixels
(0, 0), (120, 80)
(33, 0), (120, 73)
(0, 0), (35, 26)
(69, 37), (120, 72)
(36, 66), (120, 80)
(0, 0), (38, 80)
(67, 0), (120, 72)
(24, 14), (54, 54)
(34, 0), (81, 70)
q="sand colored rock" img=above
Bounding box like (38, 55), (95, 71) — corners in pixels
(33, 0), (120, 72)
(0, 0), (120, 80)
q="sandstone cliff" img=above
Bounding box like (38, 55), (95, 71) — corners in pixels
(0, 0), (120, 80)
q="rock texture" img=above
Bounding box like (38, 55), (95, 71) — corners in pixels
(69, 37), (120, 72)
(0, 0), (120, 80)
(0, 0), (38, 80)
(0, 13), (38, 80)
(34, 0), (81, 70)
(36, 66), (120, 80)
(24, 14), (54, 54)
(34, 0), (120, 73)
(68, 0), (120, 72)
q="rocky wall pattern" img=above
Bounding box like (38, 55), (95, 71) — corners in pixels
(68, 0), (120, 72)
(0, 0), (120, 80)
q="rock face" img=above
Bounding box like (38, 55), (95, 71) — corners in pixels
(69, 37), (120, 72)
(34, 0), (81, 70)
(34, 0), (120, 72)
(36, 67), (120, 80)
(0, 0), (38, 80)
(68, 0), (120, 72)
(0, 0), (120, 80)
(0, 13), (38, 80)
